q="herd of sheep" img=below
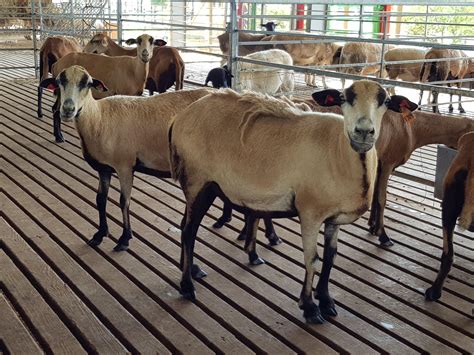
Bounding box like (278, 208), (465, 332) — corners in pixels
(36, 28), (473, 324)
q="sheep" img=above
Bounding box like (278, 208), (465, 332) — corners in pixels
(40, 65), (212, 252)
(420, 48), (473, 113)
(292, 96), (474, 246)
(49, 34), (159, 143)
(425, 131), (474, 301)
(169, 80), (417, 323)
(217, 32), (270, 66)
(83, 33), (183, 95)
(384, 47), (427, 104)
(204, 65), (233, 88)
(37, 36), (82, 118)
(238, 49), (294, 94)
(261, 21), (277, 32)
(339, 42), (393, 89)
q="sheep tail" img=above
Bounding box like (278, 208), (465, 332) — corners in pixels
(176, 59), (184, 90)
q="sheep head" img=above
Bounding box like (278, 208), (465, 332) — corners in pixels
(312, 80), (417, 153)
(83, 33), (109, 54)
(125, 34), (165, 63)
(40, 65), (108, 122)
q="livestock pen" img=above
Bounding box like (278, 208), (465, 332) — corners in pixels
(1, 0), (473, 353)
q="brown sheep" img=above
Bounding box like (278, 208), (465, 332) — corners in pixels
(169, 81), (416, 323)
(425, 131), (474, 301)
(420, 48), (473, 113)
(84, 33), (183, 95)
(49, 34), (159, 142)
(40, 65), (212, 251)
(37, 36), (82, 118)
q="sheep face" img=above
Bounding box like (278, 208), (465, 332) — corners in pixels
(125, 34), (157, 63)
(39, 66), (107, 122)
(83, 33), (108, 54)
(312, 80), (417, 154)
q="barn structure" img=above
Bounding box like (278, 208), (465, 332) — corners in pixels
(0, 0), (473, 353)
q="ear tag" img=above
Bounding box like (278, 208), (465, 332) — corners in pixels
(400, 100), (415, 124)
(46, 83), (57, 91)
(325, 95), (334, 105)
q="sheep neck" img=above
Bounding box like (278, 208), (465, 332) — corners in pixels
(133, 56), (150, 92)
(411, 112), (474, 149)
(75, 94), (103, 143)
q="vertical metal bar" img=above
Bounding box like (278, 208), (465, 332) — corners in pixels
(358, 5), (363, 37)
(31, 0), (38, 79)
(117, 0), (123, 44)
(423, 5), (429, 40)
(70, 0), (74, 36)
(229, 0), (239, 90)
(379, 9), (388, 78)
(38, 0), (44, 39)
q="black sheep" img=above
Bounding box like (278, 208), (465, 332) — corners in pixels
(204, 65), (233, 88)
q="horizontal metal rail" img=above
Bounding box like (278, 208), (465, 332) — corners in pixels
(237, 56), (474, 97)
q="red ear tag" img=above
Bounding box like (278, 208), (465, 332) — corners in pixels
(325, 95), (334, 105)
(400, 99), (409, 109)
(46, 83), (56, 91)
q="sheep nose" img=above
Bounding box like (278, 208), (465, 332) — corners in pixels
(354, 127), (375, 140)
(63, 99), (75, 115)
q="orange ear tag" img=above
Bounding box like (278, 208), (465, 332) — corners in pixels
(400, 100), (415, 125)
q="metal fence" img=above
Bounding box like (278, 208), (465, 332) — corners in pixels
(1, 0), (474, 112)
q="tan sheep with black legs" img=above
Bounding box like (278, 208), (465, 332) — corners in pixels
(426, 131), (474, 301)
(420, 48), (474, 113)
(37, 36), (82, 118)
(84, 33), (183, 95)
(40, 65), (212, 252)
(48, 33), (160, 143)
(169, 80), (416, 324)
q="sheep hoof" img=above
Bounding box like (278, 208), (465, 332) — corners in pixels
(425, 287), (441, 301)
(448, 107), (454, 113)
(249, 253), (265, 265)
(88, 231), (108, 246)
(459, 108), (466, 114)
(213, 217), (231, 229)
(113, 243), (129, 252)
(266, 233), (282, 246)
(37, 112), (43, 119)
(379, 237), (394, 247)
(55, 134), (65, 143)
(302, 304), (325, 324)
(180, 281), (196, 301)
(191, 264), (208, 279)
(320, 300), (338, 317)
(237, 232), (246, 241)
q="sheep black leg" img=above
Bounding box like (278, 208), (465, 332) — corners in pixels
(88, 170), (112, 247)
(263, 217), (282, 245)
(315, 223), (339, 318)
(299, 220), (325, 324)
(37, 86), (43, 118)
(368, 161), (381, 232)
(180, 183), (217, 300)
(426, 173), (464, 301)
(114, 171), (134, 251)
(371, 165), (394, 247)
(213, 201), (232, 228)
(243, 215), (264, 265)
(432, 90), (439, 113)
(458, 92), (465, 113)
(53, 110), (65, 143)
(417, 89), (423, 108)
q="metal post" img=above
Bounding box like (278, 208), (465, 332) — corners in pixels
(423, 5), (429, 40)
(117, 0), (123, 44)
(358, 5), (363, 37)
(230, 0), (239, 90)
(38, 0), (44, 39)
(31, 0), (38, 79)
(378, 10), (388, 78)
(70, 0), (74, 36)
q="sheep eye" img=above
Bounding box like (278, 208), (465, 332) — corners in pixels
(384, 98), (391, 106)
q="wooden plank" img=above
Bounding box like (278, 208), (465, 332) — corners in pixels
(0, 176), (208, 355)
(0, 222), (87, 354)
(0, 288), (43, 354)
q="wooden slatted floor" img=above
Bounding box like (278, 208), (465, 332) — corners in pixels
(1, 79), (473, 354)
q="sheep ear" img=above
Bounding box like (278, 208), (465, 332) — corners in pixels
(312, 89), (344, 106)
(125, 38), (137, 45)
(40, 78), (58, 91)
(386, 95), (418, 112)
(90, 79), (108, 92)
(154, 39), (167, 47)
